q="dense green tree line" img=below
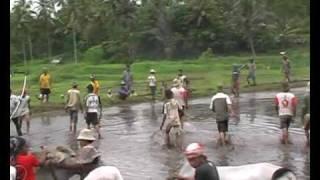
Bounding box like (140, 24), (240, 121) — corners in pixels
(10, 0), (309, 64)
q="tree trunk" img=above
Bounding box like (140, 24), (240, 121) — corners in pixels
(72, 27), (78, 64)
(22, 39), (27, 66)
(28, 34), (33, 62)
(248, 35), (256, 59)
(47, 30), (52, 61)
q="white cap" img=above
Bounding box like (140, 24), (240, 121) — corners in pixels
(184, 143), (204, 159)
(150, 69), (156, 73)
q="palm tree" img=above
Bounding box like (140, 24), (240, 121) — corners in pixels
(11, 0), (36, 64)
(35, 0), (56, 61)
(223, 0), (272, 58)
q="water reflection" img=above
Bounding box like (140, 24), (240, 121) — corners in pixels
(40, 113), (51, 125)
(231, 97), (240, 125)
(164, 150), (182, 179)
(150, 102), (158, 121)
(302, 151), (310, 179)
(119, 105), (135, 129)
(248, 97), (256, 122)
(216, 149), (230, 166)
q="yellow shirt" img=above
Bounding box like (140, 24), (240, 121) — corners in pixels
(91, 80), (100, 95)
(39, 73), (51, 89)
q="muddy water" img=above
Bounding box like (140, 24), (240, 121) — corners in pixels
(10, 88), (310, 180)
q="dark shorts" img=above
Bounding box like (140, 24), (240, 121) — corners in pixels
(150, 86), (156, 96)
(178, 106), (185, 119)
(217, 121), (228, 132)
(40, 88), (51, 95)
(69, 110), (78, 123)
(280, 115), (293, 129)
(85, 112), (98, 126)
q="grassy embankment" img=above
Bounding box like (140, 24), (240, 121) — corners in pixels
(10, 48), (310, 113)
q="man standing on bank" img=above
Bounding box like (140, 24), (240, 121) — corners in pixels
(301, 81), (310, 146)
(280, 52), (291, 82)
(246, 59), (256, 86)
(147, 69), (157, 101)
(39, 67), (52, 103)
(209, 85), (233, 146)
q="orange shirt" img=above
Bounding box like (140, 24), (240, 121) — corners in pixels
(91, 80), (100, 95)
(39, 73), (51, 89)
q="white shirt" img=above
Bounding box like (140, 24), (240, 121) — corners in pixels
(17, 95), (30, 116)
(275, 92), (297, 116)
(10, 94), (19, 118)
(209, 92), (232, 110)
(171, 87), (187, 106)
(147, 75), (157, 87)
(84, 166), (124, 180)
(177, 75), (188, 88)
(10, 166), (16, 180)
(85, 93), (100, 113)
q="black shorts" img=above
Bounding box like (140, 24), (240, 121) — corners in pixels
(40, 88), (51, 95)
(280, 115), (292, 129)
(217, 121), (228, 132)
(150, 86), (156, 96)
(69, 110), (78, 123)
(85, 112), (98, 126)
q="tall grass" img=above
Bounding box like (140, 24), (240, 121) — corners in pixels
(10, 48), (310, 110)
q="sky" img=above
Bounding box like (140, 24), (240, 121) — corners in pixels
(10, 0), (143, 10)
(10, 0), (61, 14)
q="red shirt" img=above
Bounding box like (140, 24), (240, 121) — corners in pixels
(15, 153), (40, 180)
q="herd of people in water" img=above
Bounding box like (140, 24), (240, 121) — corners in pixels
(10, 51), (309, 180)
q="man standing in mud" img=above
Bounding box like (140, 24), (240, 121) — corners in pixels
(17, 90), (32, 134)
(280, 52), (291, 82)
(275, 82), (297, 145)
(210, 85), (233, 146)
(175, 69), (190, 108)
(231, 64), (245, 97)
(301, 81), (310, 146)
(10, 89), (23, 136)
(65, 82), (83, 133)
(84, 84), (102, 139)
(160, 89), (183, 148)
(171, 79), (187, 128)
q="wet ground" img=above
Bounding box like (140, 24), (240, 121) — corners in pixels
(11, 88), (310, 180)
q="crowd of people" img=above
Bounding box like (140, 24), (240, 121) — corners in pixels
(10, 52), (310, 180)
